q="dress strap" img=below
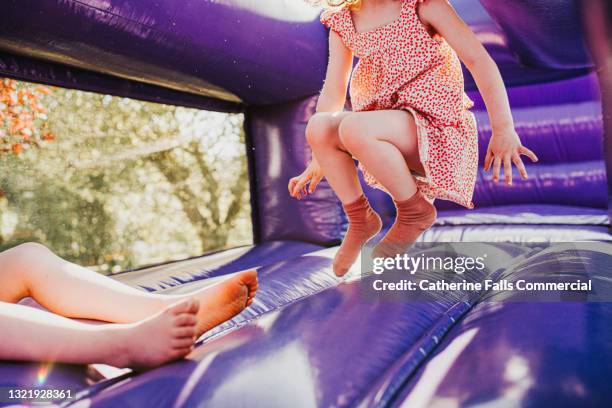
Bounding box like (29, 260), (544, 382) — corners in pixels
(403, 0), (429, 9)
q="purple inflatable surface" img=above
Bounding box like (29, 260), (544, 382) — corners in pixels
(0, 0), (328, 107)
(3, 242), (611, 407)
(0, 0), (594, 107)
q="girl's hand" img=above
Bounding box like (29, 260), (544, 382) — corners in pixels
(484, 127), (538, 185)
(288, 159), (324, 199)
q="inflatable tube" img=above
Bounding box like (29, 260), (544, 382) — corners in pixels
(394, 243), (612, 407)
(0, 0), (327, 106)
(479, 0), (592, 70)
(0, 0), (596, 107)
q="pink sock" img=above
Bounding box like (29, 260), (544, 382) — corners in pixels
(373, 191), (436, 259)
(333, 195), (382, 277)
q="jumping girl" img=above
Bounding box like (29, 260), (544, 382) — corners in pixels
(0, 243), (257, 369)
(289, 0), (538, 276)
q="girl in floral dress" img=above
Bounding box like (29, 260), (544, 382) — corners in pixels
(289, 0), (538, 276)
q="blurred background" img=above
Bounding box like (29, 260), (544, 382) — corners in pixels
(0, 79), (252, 273)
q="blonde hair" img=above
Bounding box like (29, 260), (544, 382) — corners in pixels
(310, 0), (362, 10)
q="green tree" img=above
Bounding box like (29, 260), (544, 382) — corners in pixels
(0, 82), (251, 271)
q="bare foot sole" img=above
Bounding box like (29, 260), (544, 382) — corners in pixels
(190, 269), (258, 337)
(110, 298), (198, 370)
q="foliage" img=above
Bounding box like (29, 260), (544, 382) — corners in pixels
(0, 78), (55, 154)
(0, 81), (251, 272)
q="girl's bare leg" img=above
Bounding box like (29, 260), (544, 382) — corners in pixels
(338, 110), (422, 201)
(0, 299), (198, 369)
(306, 112), (382, 276)
(337, 110), (436, 258)
(0, 243), (257, 337)
(306, 111), (362, 203)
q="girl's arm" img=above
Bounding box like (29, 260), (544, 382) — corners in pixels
(318, 30), (354, 112)
(288, 29), (353, 198)
(418, 0), (538, 185)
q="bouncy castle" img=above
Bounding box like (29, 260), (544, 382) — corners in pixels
(1, 0), (612, 406)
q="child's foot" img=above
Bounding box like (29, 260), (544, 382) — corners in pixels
(373, 191), (436, 259)
(189, 269), (258, 337)
(111, 298), (199, 370)
(334, 195), (382, 277)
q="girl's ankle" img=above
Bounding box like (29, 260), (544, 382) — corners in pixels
(102, 325), (133, 367)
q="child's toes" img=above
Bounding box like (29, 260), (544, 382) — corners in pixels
(168, 298), (197, 315)
(249, 281), (258, 293)
(171, 347), (193, 359)
(239, 269), (258, 285)
(175, 313), (197, 327)
(172, 337), (195, 350)
(186, 298), (199, 314)
(245, 274), (258, 297)
(173, 326), (196, 339)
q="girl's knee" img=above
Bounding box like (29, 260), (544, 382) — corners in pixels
(0, 243), (51, 302)
(306, 113), (337, 149)
(6, 242), (52, 263)
(338, 115), (368, 152)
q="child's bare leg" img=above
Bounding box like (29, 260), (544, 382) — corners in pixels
(306, 112), (382, 276)
(338, 110), (436, 257)
(0, 299), (197, 369)
(0, 243), (167, 320)
(306, 112), (362, 203)
(0, 243), (257, 337)
(338, 110), (421, 200)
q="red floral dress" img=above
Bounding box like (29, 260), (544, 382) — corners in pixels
(321, 0), (478, 208)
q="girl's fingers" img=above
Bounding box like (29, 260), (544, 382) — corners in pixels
(512, 154), (528, 179)
(309, 175), (322, 193)
(288, 177), (298, 196)
(492, 156), (501, 182)
(291, 179), (302, 196)
(520, 146), (539, 162)
(290, 179), (300, 197)
(484, 148), (493, 172)
(292, 176), (309, 197)
(503, 156), (512, 185)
